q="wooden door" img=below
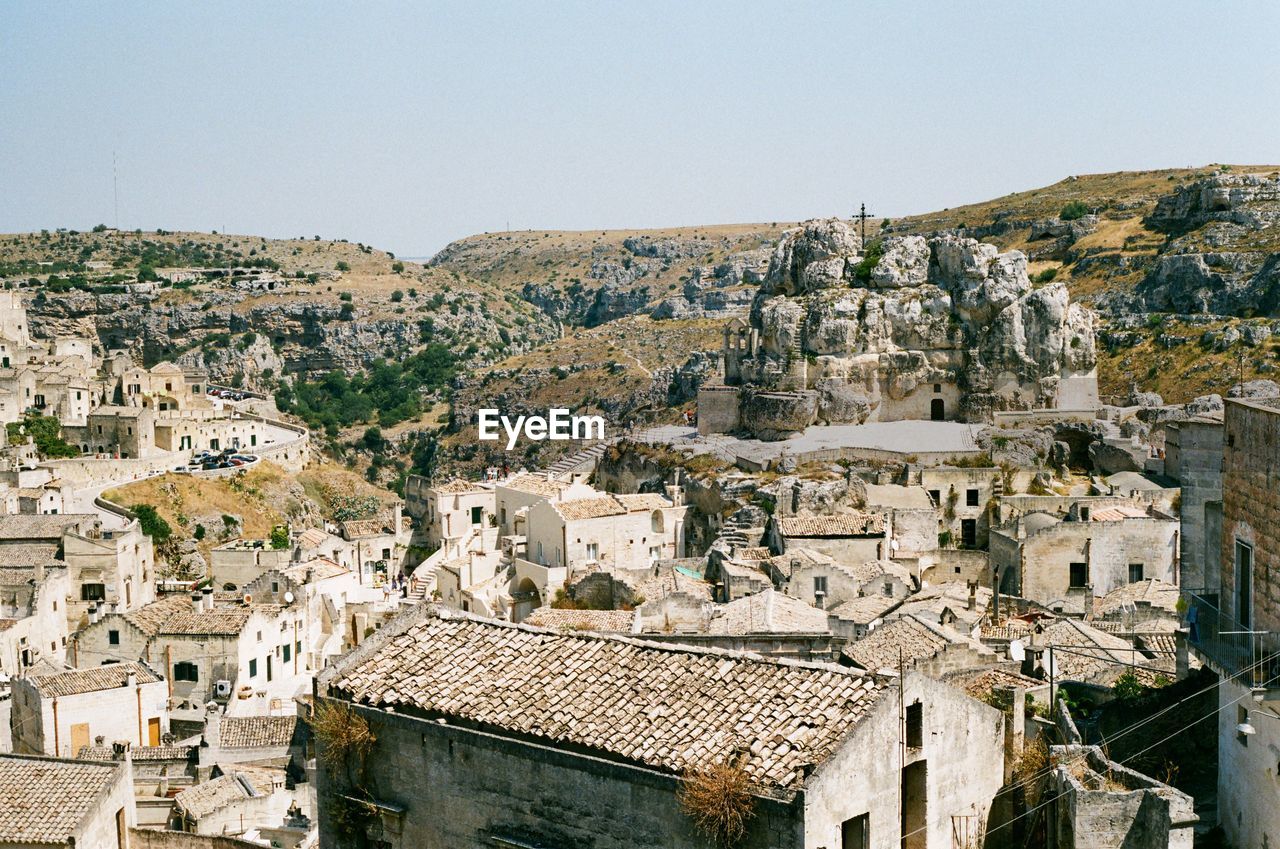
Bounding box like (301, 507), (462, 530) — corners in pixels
(148, 717), (161, 746)
(70, 722), (90, 756)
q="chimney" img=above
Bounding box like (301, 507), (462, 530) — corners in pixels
(88, 603), (99, 625)
(201, 587), (214, 613)
(34, 560), (45, 583)
(125, 670), (137, 690)
(190, 592), (201, 611)
(967, 581), (977, 611)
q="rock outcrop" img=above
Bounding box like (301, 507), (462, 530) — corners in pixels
(720, 219), (1098, 434)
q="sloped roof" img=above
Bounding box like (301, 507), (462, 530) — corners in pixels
(776, 512), (885, 537)
(173, 773), (257, 819)
(296, 527), (331, 549)
(707, 589), (829, 635)
(77, 745), (194, 762)
(0, 755), (123, 843)
(554, 496), (627, 521)
(523, 608), (637, 633)
(0, 543), (61, 567)
(828, 594), (902, 624)
(220, 715), (297, 749)
(613, 493), (674, 512)
(843, 615), (954, 672)
(328, 608), (887, 790)
(27, 661), (161, 699)
(122, 594), (199, 635)
(502, 473), (572, 497)
(0, 514), (93, 541)
(433, 478), (487, 494)
(1095, 579), (1181, 616)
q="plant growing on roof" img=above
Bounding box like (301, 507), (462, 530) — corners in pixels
(678, 758), (757, 847)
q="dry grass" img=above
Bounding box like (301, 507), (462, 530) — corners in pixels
(678, 761), (757, 847)
(313, 699), (377, 774)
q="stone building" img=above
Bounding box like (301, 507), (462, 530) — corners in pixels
(919, 465), (1003, 550)
(781, 552), (913, 612)
(1163, 414), (1223, 591)
(71, 591), (308, 710)
(210, 538), (292, 593)
(317, 606), (1005, 849)
(989, 502), (1178, 615)
(0, 752), (136, 847)
(412, 477), (495, 559)
(842, 613), (996, 678)
(0, 556), (69, 676)
(767, 511), (887, 563)
(1196, 395), (1280, 849)
(10, 661), (169, 757)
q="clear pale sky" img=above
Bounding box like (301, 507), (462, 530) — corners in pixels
(3, 2), (1277, 257)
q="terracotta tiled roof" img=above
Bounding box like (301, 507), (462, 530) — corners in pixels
(77, 745), (195, 762)
(158, 608), (254, 636)
(220, 715), (297, 749)
(340, 517), (391, 539)
(736, 546), (772, 562)
(502, 473), (571, 497)
(328, 608), (887, 789)
(707, 589), (829, 635)
(948, 667), (1045, 700)
(122, 594), (196, 635)
(776, 512), (885, 537)
(27, 661), (161, 698)
(555, 496), (626, 521)
(828, 595), (902, 624)
(843, 616), (954, 672)
(613, 493), (673, 512)
(0, 514), (93, 541)
(0, 755), (123, 843)
(1089, 505), (1152, 522)
(523, 608), (637, 633)
(174, 774), (257, 819)
(1095, 580), (1181, 616)
(296, 527), (330, 549)
(434, 478), (486, 494)
(0, 543), (61, 567)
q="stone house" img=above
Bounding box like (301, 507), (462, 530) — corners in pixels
(121, 361), (212, 413)
(0, 558), (69, 676)
(0, 512), (154, 633)
(338, 503), (410, 582)
(1193, 396), (1280, 849)
(0, 752), (136, 847)
(781, 550), (914, 613)
(71, 591), (308, 709)
(413, 477), (496, 559)
(493, 471), (596, 538)
(990, 502), (1179, 615)
(64, 405), (156, 457)
(10, 661), (169, 757)
(515, 490), (686, 616)
(826, 594), (903, 640)
(842, 613), (996, 677)
(918, 466), (1002, 549)
(211, 538), (292, 593)
(767, 511), (887, 563)
(1163, 414), (1223, 591)
(316, 606), (1005, 849)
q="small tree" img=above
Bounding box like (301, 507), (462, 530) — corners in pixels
(269, 524), (290, 549)
(132, 504), (172, 543)
(335, 260), (351, 272)
(391, 261), (405, 274)
(1060, 200), (1090, 221)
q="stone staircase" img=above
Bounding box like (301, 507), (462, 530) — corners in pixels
(544, 438), (619, 478)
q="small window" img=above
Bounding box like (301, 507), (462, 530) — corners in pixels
(173, 661), (198, 682)
(814, 575), (828, 595)
(928, 489), (940, 506)
(1080, 506), (1091, 521)
(966, 488), (979, 506)
(470, 506), (482, 525)
(1128, 563), (1144, 583)
(933, 383), (941, 393)
(283, 643), (292, 662)
(586, 542), (600, 561)
(906, 701), (923, 748)
(961, 519), (977, 547)
(271, 581), (279, 593)
(1069, 562), (1088, 589)
(381, 547), (391, 560)
(108, 629), (120, 645)
(81, 583), (106, 601)
(249, 658), (258, 678)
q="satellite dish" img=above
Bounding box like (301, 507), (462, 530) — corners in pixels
(1009, 639), (1026, 662)
(283, 591), (295, 604)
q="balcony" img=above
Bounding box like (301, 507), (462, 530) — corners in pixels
(1184, 590), (1280, 696)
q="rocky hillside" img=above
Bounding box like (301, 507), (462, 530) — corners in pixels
(1, 228), (554, 392)
(428, 223), (792, 326)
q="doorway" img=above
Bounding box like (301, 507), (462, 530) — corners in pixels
(148, 717), (161, 746)
(901, 760), (927, 849)
(930, 399), (945, 421)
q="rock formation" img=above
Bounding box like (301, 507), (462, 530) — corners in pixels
(708, 218), (1098, 436)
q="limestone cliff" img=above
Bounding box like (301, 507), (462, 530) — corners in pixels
(722, 219), (1098, 429)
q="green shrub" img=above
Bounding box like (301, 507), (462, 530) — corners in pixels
(1060, 201), (1089, 221)
(132, 504), (172, 543)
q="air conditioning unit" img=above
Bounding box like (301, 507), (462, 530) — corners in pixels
(214, 680), (232, 698)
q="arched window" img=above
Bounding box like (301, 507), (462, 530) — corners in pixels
(651, 510), (665, 534)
